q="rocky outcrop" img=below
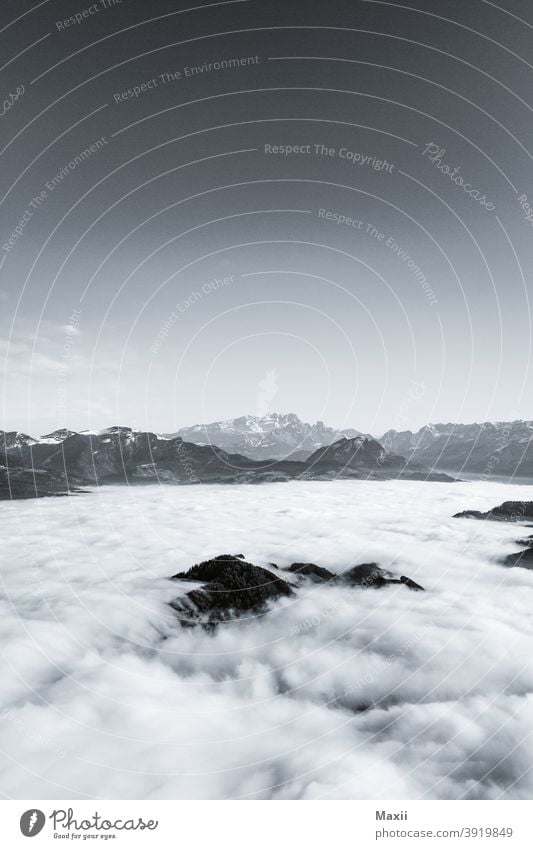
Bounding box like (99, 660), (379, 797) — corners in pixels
(340, 562), (392, 588)
(454, 501), (533, 570)
(170, 555), (294, 625)
(399, 575), (426, 590)
(503, 548), (533, 569)
(169, 555), (425, 626)
(454, 501), (533, 522)
(339, 562), (425, 591)
(287, 563), (336, 582)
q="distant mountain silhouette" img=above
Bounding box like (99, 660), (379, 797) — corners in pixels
(167, 413), (360, 460)
(0, 425), (452, 499)
(381, 420), (533, 478)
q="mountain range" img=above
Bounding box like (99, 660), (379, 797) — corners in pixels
(0, 421), (450, 499)
(167, 413), (360, 460)
(3, 413), (532, 500)
(170, 414), (533, 476)
(381, 420), (533, 478)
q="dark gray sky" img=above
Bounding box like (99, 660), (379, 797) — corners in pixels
(1, 0), (532, 435)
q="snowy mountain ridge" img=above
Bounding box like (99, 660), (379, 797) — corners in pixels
(167, 413), (361, 460)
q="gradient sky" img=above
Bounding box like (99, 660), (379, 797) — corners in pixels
(1, 0), (532, 436)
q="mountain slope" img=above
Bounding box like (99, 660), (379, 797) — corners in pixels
(307, 435), (398, 470)
(0, 451), (78, 500)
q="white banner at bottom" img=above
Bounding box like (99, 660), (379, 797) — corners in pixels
(0, 800), (531, 848)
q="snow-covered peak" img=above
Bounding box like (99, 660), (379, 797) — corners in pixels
(0, 431), (38, 449)
(39, 428), (79, 443)
(169, 414), (361, 460)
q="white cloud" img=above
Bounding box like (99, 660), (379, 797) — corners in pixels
(0, 479), (532, 799)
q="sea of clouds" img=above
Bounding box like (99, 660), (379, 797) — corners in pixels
(1, 479), (533, 800)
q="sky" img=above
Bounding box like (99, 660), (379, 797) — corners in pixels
(1, 0), (533, 436)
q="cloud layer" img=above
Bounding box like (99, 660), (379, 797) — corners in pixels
(1, 479), (533, 799)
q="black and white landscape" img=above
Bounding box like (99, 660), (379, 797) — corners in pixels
(2, 0), (533, 808)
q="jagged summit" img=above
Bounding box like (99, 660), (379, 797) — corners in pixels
(168, 412), (361, 460)
(40, 428), (79, 442)
(0, 431), (38, 450)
